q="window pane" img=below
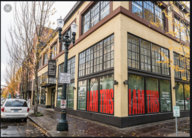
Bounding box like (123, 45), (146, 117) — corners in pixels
(128, 74), (145, 115)
(100, 74), (114, 114)
(144, 1), (154, 22)
(57, 87), (62, 107)
(91, 2), (99, 27)
(100, 1), (110, 20)
(175, 82), (184, 110)
(40, 89), (46, 104)
(67, 83), (74, 109)
(78, 80), (87, 110)
(132, 1), (143, 18)
(184, 84), (190, 110)
(146, 77), (159, 113)
(87, 78), (99, 112)
(160, 80), (171, 112)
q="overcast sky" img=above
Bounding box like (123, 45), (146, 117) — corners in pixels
(1, 1), (77, 89)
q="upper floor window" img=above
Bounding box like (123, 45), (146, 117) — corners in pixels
(127, 33), (170, 75)
(174, 18), (190, 42)
(82, 1), (110, 34)
(43, 52), (48, 65)
(79, 34), (114, 77)
(174, 52), (190, 80)
(132, 1), (164, 29)
(51, 43), (57, 59)
(67, 57), (75, 80)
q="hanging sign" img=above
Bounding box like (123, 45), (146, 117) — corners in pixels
(48, 60), (56, 78)
(59, 73), (71, 84)
(60, 100), (66, 109)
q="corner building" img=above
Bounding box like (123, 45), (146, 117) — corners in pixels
(32, 1), (190, 127)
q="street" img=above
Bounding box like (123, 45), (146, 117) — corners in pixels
(1, 118), (46, 137)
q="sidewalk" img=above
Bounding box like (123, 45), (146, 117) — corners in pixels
(28, 107), (190, 137)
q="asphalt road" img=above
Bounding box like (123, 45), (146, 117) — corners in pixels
(1, 118), (46, 137)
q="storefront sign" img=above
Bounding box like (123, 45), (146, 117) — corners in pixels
(60, 100), (66, 109)
(48, 60), (56, 78)
(173, 106), (180, 117)
(128, 89), (159, 115)
(87, 89), (114, 114)
(59, 73), (71, 84)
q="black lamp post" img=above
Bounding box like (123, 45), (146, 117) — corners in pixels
(56, 17), (77, 131)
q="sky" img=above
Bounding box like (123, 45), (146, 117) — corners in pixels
(1, 1), (77, 89)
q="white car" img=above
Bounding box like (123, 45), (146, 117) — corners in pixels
(1, 99), (29, 122)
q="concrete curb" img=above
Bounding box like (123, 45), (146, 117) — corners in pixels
(28, 116), (52, 137)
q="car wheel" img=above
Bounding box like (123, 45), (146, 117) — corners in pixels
(23, 118), (27, 123)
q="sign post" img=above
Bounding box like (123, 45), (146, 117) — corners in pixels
(59, 73), (71, 84)
(173, 106), (180, 137)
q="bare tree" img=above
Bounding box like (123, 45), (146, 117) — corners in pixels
(5, 1), (56, 114)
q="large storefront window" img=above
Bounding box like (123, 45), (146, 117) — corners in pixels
(67, 83), (74, 109)
(175, 82), (184, 110)
(40, 89), (46, 104)
(78, 80), (87, 110)
(184, 84), (190, 110)
(57, 87), (62, 107)
(100, 74), (114, 114)
(146, 77), (159, 113)
(128, 74), (145, 115)
(77, 74), (114, 115)
(160, 80), (171, 112)
(87, 78), (99, 112)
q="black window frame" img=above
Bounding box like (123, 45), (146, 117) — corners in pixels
(78, 34), (114, 78)
(82, 1), (110, 35)
(127, 71), (172, 116)
(51, 43), (57, 59)
(132, 1), (165, 30)
(127, 32), (170, 76)
(173, 52), (190, 80)
(174, 17), (190, 43)
(77, 72), (114, 116)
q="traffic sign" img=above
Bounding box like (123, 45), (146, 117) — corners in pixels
(60, 100), (66, 109)
(59, 73), (70, 84)
(173, 106), (180, 117)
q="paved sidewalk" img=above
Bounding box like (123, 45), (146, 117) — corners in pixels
(28, 107), (190, 137)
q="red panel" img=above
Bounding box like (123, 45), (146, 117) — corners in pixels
(95, 90), (98, 112)
(146, 90), (151, 113)
(93, 90), (96, 112)
(129, 89), (131, 115)
(87, 91), (89, 111)
(109, 89), (114, 114)
(156, 91), (159, 112)
(106, 89), (109, 113)
(142, 90), (145, 113)
(90, 91), (92, 111)
(132, 89), (137, 114)
(100, 90), (103, 113)
(138, 89), (141, 114)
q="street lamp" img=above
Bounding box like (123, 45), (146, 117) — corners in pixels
(56, 17), (77, 131)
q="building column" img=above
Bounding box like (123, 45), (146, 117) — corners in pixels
(170, 50), (176, 108)
(114, 14), (128, 117)
(74, 53), (79, 110)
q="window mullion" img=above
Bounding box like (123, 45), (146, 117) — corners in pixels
(160, 48), (162, 74)
(142, 1), (144, 18)
(150, 43), (152, 72)
(154, 3), (155, 23)
(99, 1), (101, 21)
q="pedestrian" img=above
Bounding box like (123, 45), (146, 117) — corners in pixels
(28, 97), (31, 108)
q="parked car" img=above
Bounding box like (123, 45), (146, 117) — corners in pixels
(1, 99), (30, 122)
